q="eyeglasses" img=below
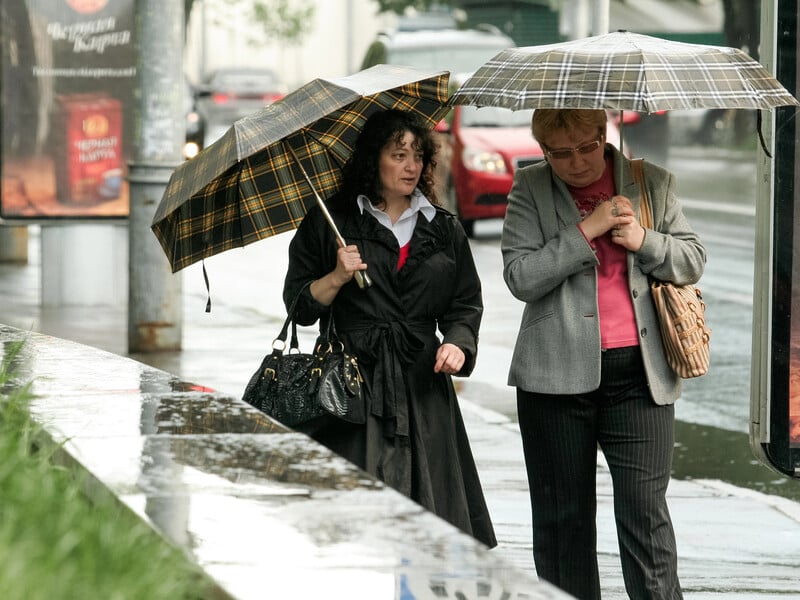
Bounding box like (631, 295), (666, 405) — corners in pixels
(544, 137), (603, 160)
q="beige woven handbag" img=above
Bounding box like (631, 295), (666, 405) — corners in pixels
(632, 159), (710, 378)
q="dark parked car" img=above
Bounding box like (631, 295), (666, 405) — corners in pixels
(194, 67), (287, 148)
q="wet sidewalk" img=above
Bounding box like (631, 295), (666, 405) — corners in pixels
(2, 228), (800, 598)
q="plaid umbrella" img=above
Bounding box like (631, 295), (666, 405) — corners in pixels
(450, 30), (799, 113)
(152, 64), (451, 274)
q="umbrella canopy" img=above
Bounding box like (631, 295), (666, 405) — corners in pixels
(450, 30), (800, 113)
(152, 64), (451, 273)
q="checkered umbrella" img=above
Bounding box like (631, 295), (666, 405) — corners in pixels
(152, 64), (451, 274)
(451, 31), (799, 113)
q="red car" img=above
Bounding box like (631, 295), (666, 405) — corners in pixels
(440, 105), (624, 237)
(441, 105), (539, 236)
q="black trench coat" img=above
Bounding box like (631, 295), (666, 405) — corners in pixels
(283, 194), (497, 548)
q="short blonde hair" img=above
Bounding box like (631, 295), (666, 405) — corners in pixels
(532, 109), (607, 149)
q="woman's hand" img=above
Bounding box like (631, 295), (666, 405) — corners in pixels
(434, 343), (465, 375)
(581, 195), (645, 251)
(309, 245), (367, 306)
(333, 244), (367, 286)
(607, 195), (645, 251)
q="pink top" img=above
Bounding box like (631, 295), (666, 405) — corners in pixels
(397, 242), (410, 270)
(571, 157), (639, 349)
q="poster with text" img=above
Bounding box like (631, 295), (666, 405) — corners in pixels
(790, 24), (800, 449)
(791, 251), (800, 447)
(1, 0), (136, 219)
(790, 128), (800, 448)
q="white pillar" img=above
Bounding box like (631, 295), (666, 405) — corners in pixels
(569, 0), (591, 40)
(40, 224), (127, 307)
(592, 0), (610, 35)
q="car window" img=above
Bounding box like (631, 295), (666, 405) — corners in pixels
(388, 45), (506, 74)
(459, 105), (533, 128)
(208, 70), (279, 89)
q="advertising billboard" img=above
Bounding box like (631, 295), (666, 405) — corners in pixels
(1, 0), (136, 220)
(774, 13), (799, 454)
(750, 1), (800, 477)
(792, 204), (800, 448)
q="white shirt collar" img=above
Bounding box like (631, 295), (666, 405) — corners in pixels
(356, 189), (436, 222)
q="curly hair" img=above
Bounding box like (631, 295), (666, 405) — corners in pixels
(338, 109), (440, 207)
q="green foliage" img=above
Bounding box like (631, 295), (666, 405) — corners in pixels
(253, 0), (315, 41)
(198, 0), (316, 46)
(0, 341), (216, 600)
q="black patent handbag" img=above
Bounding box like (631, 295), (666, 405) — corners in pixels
(242, 286), (365, 430)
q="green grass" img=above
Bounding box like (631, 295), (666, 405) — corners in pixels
(0, 340), (222, 600)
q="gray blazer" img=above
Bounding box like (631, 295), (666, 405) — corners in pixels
(501, 146), (706, 404)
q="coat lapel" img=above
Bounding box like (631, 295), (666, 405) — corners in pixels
(401, 209), (450, 275)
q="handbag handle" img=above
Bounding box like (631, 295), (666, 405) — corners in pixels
(632, 158), (653, 230)
(273, 282), (312, 352)
(274, 281), (331, 353)
(315, 312), (344, 353)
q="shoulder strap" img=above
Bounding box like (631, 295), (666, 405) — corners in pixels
(631, 158), (653, 230)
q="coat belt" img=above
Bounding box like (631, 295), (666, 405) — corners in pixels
(347, 320), (432, 437)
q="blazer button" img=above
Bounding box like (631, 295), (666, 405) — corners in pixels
(640, 328), (647, 337)
(632, 289), (638, 298)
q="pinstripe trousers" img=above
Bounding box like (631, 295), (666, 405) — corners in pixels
(517, 346), (682, 600)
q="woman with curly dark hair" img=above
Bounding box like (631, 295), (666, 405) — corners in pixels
(283, 109), (496, 547)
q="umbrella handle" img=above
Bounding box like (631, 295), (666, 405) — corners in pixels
(354, 269), (373, 289)
(285, 142), (372, 289)
(332, 236), (372, 289)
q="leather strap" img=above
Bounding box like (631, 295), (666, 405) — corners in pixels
(631, 158), (653, 230)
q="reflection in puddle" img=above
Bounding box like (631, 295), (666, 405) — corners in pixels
(147, 393), (286, 435)
(154, 434), (379, 491)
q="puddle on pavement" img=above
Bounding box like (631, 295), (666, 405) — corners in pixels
(672, 420), (800, 502)
(487, 392), (800, 502)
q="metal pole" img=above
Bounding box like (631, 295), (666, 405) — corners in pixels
(128, 0), (184, 352)
(0, 226), (28, 264)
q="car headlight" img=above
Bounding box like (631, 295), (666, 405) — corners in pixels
(183, 141), (200, 160)
(462, 148), (507, 174)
